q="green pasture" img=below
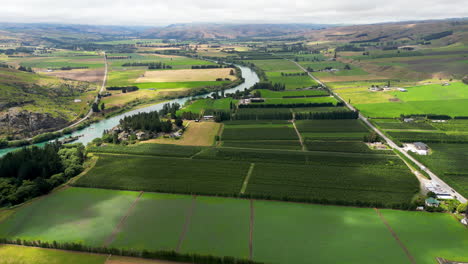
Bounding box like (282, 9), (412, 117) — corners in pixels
(252, 96), (338, 105)
(381, 209), (468, 264)
(0, 187), (138, 246)
(254, 89), (328, 98)
(245, 59), (299, 71)
(111, 192), (193, 251)
(265, 72), (318, 89)
(253, 201), (410, 264)
(180, 196), (250, 259)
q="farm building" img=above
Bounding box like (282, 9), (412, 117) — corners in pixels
(403, 118), (414, 123)
(405, 142), (429, 155)
(135, 131), (146, 140)
(73, 99), (82, 103)
(425, 197), (440, 207)
(462, 215), (468, 226)
(203, 115), (214, 120)
(397, 88), (408, 92)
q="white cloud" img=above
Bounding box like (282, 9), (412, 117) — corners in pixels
(1, 0), (466, 26)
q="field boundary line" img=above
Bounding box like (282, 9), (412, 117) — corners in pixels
(374, 208), (416, 264)
(292, 121), (305, 151)
(240, 163), (255, 194)
(176, 195), (197, 252)
(190, 147), (212, 159)
(215, 123), (225, 147)
(102, 191), (144, 247)
(249, 199), (254, 260)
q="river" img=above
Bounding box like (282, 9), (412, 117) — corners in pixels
(0, 65), (259, 157)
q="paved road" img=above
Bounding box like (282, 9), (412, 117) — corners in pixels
(58, 53), (108, 131)
(289, 59), (467, 204)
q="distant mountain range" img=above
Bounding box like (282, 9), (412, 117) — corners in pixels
(0, 18), (466, 43)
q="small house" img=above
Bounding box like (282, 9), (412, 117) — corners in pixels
(403, 118), (414, 123)
(425, 197), (440, 207)
(135, 131), (146, 140)
(73, 99), (82, 103)
(203, 115), (214, 120)
(397, 88), (407, 92)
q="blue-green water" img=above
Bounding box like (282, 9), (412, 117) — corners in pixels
(0, 65), (259, 157)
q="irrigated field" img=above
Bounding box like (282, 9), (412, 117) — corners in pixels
(1, 188), (467, 264)
(87, 143), (204, 157)
(254, 89), (328, 98)
(0, 187), (138, 246)
(74, 154), (250, 195)
(296, 119), (369, 141)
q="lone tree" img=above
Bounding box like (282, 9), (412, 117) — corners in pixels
(100, 103), (105, 112)
(92, 102), (100, 113)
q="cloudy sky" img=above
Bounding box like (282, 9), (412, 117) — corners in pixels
(2, 0), (466, 26)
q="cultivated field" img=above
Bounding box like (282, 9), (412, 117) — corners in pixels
(74, 155), (250, 195)
(136, 68), (236, 83)
(1, 188), (466, 264)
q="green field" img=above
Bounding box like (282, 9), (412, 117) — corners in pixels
(0, 244), (106, 264)
(222, 140), (301, 150)
(222, 122), (298, 141)
(1, 188), (467, 264)
(265, 72), (318, 89)
(87, 143), (204, 157)
(251, 97), (338, 105)
(180, 197), (250, 259)
(246, 161), (418, 204)
(74, 154), (250, 195)
(178, 98), (236, 115)
(254, 89), (328, 98)
(110, 192), (193, 251)
(352, 82), (468, 118)
(234, 108), (293, 120)
(246, 59), (299, 71)
(381, 209), (468, 264)
(304, 140), (383, 153)
(253, 201), (409, 264)
(296, 119), (369, 141)
(0, 187), (138, 246)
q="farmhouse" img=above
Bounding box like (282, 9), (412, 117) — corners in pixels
(425, 197), (440, 207)
(405, 142), (429, 155)
(73, 99), (82, 103)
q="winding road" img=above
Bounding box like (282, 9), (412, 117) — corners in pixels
(59, 52), (108, 131)
(288, 58), (467, 204)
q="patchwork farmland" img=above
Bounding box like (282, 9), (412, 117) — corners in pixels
(1, 187), (467, 264)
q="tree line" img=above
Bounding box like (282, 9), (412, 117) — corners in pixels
(0, 142), (85, 206)
(121, 62), (172, 69)
(295, 110), (359, 120)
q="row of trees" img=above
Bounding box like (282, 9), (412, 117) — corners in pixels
(0, 142), (85, 206)
(159, 103), (181, 119)
(295, 110), (359, 120)
(121, 62), (172, 69)
(17, 66), (33, 72)
(250, 82), (286, 91)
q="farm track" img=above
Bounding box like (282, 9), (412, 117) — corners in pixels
(291, 120), (305, 151)
(176, 196), (197, 252)
(249, 200), (255, 261)
(285, 57), (467, 204)
(374, 208), (416, 264)
(240, 163), (255, 194)
(103, 191), (144, 247)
